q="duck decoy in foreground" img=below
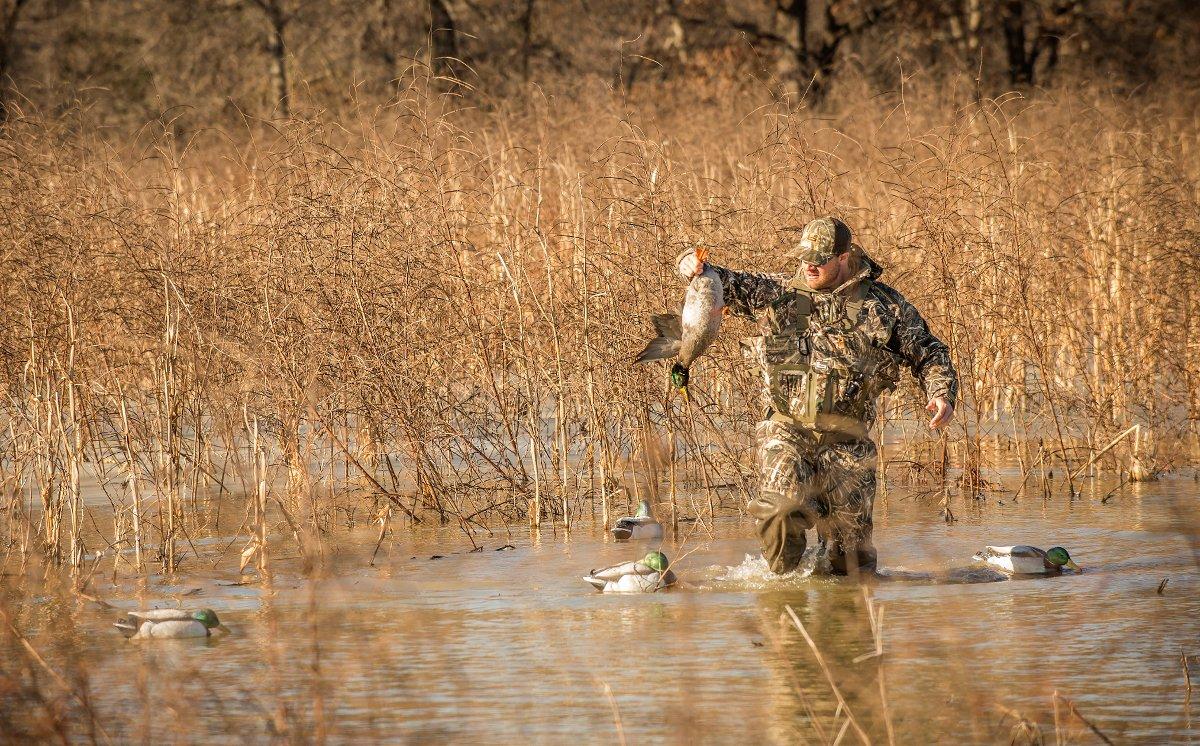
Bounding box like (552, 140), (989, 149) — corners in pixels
(634, 246), (725, 402)
(972, 545), (1081, 575)
(611, 500), (664, 541)
(114, 608), (229, 639)
(583, 551), (677, 593)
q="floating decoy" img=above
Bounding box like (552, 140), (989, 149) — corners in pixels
(583, 551), (677, 593)
(972, 545), (1081, 575)
(114, 608), (229, 639)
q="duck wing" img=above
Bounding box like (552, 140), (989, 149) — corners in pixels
(1006, 546), (1046, 558)
(129, 609), (194, 622)
(974, 545), (1044, 560)
(634, 314), (683, 363)
(115, 609), (194, 637)
(588, 559), (654, 581)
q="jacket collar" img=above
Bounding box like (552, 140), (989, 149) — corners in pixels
(787, 247), (883, 295)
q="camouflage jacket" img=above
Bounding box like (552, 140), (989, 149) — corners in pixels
(689, 248), (958, 432)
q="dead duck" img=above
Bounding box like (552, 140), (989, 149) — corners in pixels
(635, 246), (724, 402)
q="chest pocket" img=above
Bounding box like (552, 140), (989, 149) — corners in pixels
(741, 290), (901, 432)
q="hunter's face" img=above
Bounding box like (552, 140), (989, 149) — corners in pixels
(802, 252), (848, 290)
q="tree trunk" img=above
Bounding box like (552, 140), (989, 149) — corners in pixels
(249, 0), (291, 117)
(1002, 0), (1035, 85)
(267, 14), (290, 117)
(429, 0), (460, 82)
(378, 0), (401, 85)
(0, 0), (29, 122)
(519, 0), (534, 82)
(774, 0), (842, 104)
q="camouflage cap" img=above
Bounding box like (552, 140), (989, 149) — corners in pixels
(793, 216), (852, 265)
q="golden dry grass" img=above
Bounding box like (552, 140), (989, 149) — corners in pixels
(0, 75), (1197, 568)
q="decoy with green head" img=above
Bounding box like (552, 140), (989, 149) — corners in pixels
(114, 608), (230, 639)
(972, 545), (1081, 575)
(583, 550), (677, 593)
(635, 246), (724, 403)
(611, 500), (663, 541)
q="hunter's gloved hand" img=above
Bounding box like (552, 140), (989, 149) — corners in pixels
(676, 249), (705, 279)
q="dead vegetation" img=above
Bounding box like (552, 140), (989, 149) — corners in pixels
(0, 73), (1197, 572)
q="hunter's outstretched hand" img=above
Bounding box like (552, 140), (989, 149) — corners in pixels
(678, 251), (706, 279)
(927, 397), (954, 429)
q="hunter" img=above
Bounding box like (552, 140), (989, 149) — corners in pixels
(676, 216), (957, 577)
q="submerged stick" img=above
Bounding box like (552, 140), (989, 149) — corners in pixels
(1, 609), (113, 744)
(785, 605), (872, 745)
(599, 679), (626, 746)
(1052, 691), (1114, 745)
(1183, 649), (1193, 694)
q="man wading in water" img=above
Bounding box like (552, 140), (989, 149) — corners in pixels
(676, 217), (957, 577)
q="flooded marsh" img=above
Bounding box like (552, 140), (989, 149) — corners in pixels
(3, 469), (1197, 743)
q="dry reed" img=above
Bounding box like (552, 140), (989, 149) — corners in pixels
(1, 75), (1197, 568)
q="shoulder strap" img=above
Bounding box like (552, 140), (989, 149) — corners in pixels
(844, 279), (870, 319)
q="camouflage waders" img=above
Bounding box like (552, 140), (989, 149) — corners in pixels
(751, 418), (878, 575)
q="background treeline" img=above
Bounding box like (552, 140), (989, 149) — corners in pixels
(1, 0), (1199, 126)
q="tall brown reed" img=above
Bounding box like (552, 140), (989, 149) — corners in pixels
(1, 78), (1197, 567)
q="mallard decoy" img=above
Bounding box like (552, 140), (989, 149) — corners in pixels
(972, 546), (1081, 575)
(611, 500), (663, 541)
(583, 551), (677, 593)
(114, 608), (229, 639)
(634, 246), (724, 402)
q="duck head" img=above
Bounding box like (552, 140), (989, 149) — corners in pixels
(642, 551), (669, 573)
(194, 609), (230, 633)
(669, 363), (690, 400)
(1045, 547), (1080, 572)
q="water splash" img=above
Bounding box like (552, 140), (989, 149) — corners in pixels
(704, 550), (827, 589)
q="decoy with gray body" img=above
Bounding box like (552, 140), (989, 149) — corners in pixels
(972, 545), (1081, 575)
(114, 608), (229, 639)
(583, 551), (677, 593)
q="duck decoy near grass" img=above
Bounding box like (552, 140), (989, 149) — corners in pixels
(114, 608), (229, 639)
(611, 500), (663, 541)
(583, 551), (677, 593)
(634, 246), (724, 403)
(972, 546), (1081, 575)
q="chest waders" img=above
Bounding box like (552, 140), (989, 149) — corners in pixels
(741, 279), (902, 441)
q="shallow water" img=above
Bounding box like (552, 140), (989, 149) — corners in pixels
(7, 473), (1200, 743)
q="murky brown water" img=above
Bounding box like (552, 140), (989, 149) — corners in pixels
(6, 472), (1199, 743)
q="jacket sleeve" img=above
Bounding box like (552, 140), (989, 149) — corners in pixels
(887, 290), (958, 406)
(675, 249), (784, 319)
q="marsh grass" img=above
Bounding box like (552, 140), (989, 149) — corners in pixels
(0, 74), (1198, 570)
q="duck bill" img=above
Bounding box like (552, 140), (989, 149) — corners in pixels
(216, 624), (232, 634)
(1065, 560), (1081, 573)
(676, 385), (689, 404)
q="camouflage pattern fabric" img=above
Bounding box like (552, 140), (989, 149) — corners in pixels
(683, 247), (959, 411)
(792, 215), (852, 266)
(675, 241), (957, 575)
(750, 418), (878, 575)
